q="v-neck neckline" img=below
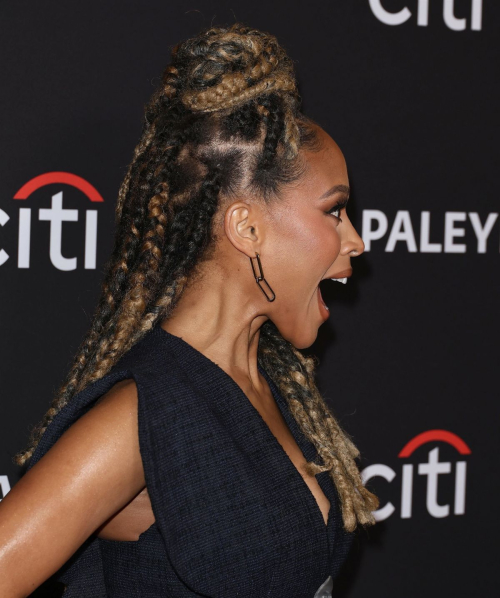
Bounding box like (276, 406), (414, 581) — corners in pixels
(152, 324), (334, 543)
(256, 365), (332, 528)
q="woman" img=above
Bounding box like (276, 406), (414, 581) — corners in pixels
(1, 22), (379, 597)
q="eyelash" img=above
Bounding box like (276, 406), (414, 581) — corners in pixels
(326, 199), (348, 222)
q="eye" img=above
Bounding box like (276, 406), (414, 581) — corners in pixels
(328, 206), (342, 220)
(326, 199), (347, 223)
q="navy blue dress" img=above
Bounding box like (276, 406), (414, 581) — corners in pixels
(26, 323), (356, 597)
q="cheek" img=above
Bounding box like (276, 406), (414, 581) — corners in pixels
(271, 213), (341, 282)
(294, 214), (341, 267)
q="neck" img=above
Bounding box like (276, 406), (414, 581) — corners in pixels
(159, 265), (269, 395)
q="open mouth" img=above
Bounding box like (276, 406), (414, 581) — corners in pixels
(315, 272), (351, 317)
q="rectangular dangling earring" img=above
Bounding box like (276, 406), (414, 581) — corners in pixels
(249, 252), (276, 302)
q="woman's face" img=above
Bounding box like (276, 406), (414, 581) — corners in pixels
(262, 126), (365, 348)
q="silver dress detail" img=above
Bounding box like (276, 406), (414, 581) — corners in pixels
(313, 575), (333, 597)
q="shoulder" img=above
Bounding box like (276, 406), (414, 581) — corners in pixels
(94, 377), (137, 407)
(0, 377), (147, 595)
(35, 376), (145, 497)
(27, 327), (181, 471)
(25, 374), (148, 530)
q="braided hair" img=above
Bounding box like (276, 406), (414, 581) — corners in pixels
(14, 22), (379, 533)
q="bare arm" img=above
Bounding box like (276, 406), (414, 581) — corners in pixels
(0, 379), (146, 597)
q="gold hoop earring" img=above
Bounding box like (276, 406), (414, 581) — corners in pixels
(249, 252), (276, 302)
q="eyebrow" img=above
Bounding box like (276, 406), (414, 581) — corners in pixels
(318, 184), (350, 200)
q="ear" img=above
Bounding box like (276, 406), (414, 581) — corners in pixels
(223, 201), (261, 258)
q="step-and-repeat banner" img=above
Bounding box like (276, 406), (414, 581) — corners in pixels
(1, 2), (497, 596)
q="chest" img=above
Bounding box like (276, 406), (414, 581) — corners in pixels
(247, 386), (332, 526)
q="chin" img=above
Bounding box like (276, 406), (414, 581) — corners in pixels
(276, 325), (319, 350)
(294, 334), (318, 350)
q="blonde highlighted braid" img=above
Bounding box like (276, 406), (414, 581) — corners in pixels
(14, 22), (379, 533)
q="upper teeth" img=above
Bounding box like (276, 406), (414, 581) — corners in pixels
(330, 277), (347, 284)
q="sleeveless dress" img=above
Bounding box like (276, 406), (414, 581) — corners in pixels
(26, 323), (356, 597)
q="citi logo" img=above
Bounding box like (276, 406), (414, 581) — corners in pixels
(361, 429), (471, 521)
(369, 0), (483, 31)
(0, 172), (104, 270)
(361, 209), (499, 253)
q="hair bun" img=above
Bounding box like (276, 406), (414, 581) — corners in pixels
(164, 22), (299, 114)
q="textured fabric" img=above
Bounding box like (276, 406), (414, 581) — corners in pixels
(26, 323), (356, 596)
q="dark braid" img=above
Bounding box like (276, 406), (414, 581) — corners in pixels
(257, 93), (286, 169)
(14, 22), (379, 533)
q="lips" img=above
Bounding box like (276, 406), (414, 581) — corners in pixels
(325, 268), (352, 280)
(319, 268), (352, 286)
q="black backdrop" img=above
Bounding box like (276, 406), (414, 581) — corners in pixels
(1, 2), (498, 596)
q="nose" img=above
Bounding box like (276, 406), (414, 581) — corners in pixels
(339, 212), (365, 257)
